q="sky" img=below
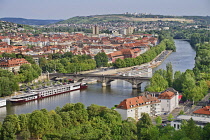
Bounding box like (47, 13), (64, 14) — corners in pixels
(0, 0), (209, 20)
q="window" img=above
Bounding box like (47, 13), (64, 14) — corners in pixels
(177, 124), (180, 129)
(174, 124), (176, 128)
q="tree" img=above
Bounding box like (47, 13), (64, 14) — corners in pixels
(1, 115), (20, 140)
(198, 80), (208, 96)
(121, 118), (137, 140)
(137, 113), (153, 140)
(94, 52), (108, 67)
(155, 116), (162, 125)
(202, 123), (210, 140)
(19, 130), (31, 140)
(181, 118), (202, 140)
(146, 73), (168, 92)
(28, 110), (49, 139)
(114, 58), (126, 68)
(18, 114), (29, 132)
(166, 63), (173, 87)
(181, 72), (196, 100)
(39, 57), (48, 68)
(178, 110), (185, 115)
(167, 114), (174, 122)
(173, 71), (183, 91)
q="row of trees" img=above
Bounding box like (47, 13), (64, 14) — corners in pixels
(193, 43), (210, 74)
(190, 32), (210, 48)
(0, 63), (42, 97)
(39, 53), (96, 73)
(1, 103), (210, 140)
(114, 39), (175, 68)
(0, 69), (19, 97)
(0, 53), (42, 97)
(146, 63), (208, 102)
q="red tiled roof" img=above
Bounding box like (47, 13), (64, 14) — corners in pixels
(193, 106), (210, 115)
(117, 95), (160, 109)
(158, 91), (175, 99)
(108, 51), (123, 57)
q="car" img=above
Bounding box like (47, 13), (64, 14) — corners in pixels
(164, 112), (169, 115)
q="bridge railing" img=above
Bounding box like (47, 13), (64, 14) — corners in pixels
(50, 73), (150, 80)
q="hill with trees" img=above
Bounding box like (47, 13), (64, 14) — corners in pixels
(57, 14), (210, 25)
(0, 17), (63, 25)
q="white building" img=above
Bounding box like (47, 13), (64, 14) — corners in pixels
(193, 106), (210, 118)
(171, 115), (210, 130)
(115, 95), (161, 120)
(158, 89), (179, 113)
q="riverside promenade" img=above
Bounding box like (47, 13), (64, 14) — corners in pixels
(85, 50), (173, 76)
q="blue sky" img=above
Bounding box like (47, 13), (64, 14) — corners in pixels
(0, 0), (209, 19)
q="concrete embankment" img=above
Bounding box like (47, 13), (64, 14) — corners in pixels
(150, 50), (173, 68)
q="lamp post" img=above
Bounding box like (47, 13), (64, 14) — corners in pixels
(74, 66), (76, 74)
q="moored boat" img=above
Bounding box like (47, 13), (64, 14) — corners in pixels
(0, 99), (6, 107)
(8, 82), (87, 103)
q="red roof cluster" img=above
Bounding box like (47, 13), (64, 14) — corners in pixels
(0, 58), (30, 67)
(117, 95), (160, 109)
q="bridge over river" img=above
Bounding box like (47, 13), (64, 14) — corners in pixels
(49, 73), (150, 89)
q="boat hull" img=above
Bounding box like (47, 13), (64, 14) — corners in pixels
(0, 100), (6, 107)
(8, 83), (87, 103)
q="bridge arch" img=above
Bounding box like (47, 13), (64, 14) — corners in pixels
(49, 73), (150, 90)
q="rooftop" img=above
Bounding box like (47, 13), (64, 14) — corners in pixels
(175, 115), (210, 123)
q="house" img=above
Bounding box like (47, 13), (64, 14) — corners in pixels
(171, 115), (210, 130)
(158, 89), (179, 113)
(115, 95), (161, 120)
(107, 51), (124, 63)
(193, 106), (210, 118)
(0, 58), (30, 72)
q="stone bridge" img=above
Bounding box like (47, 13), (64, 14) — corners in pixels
(49, 73), (150, 90)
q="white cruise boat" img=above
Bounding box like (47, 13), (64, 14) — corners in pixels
(8, 82), (87, 103)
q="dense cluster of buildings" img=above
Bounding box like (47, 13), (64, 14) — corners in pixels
(0, 31), (157, 64)
(0, 58), (30, 72)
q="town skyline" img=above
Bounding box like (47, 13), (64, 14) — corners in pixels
(0, 0), (209, 20)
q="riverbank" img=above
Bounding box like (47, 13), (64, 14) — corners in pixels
(86, 50), (173, 75)
(150, 50), (173, 68)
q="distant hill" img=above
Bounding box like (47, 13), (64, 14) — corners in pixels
(57, 14), (210, 25)
(0, 17), (63, 25)
(57, 14), (195, 24)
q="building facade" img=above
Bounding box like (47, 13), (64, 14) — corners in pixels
(171, 115), (210, 130)
(92, 25), (99, 35)
(115, 95), (161, 120)
(0, 58), (30, 72)
(158, 89), (179, 113)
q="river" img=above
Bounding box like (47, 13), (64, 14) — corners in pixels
(0, 40), (196, 121)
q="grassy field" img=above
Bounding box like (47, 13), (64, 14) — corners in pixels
(97, 15), (194, 23)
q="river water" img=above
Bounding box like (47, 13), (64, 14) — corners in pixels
(0, 40), (196, 121)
